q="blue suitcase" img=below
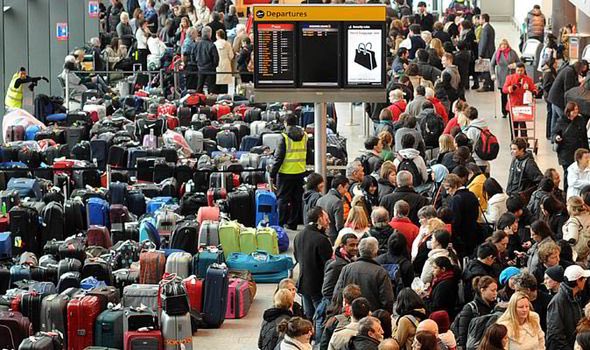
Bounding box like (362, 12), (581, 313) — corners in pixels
(110, 182), (128, 206)
(10, 264), (31, 287)
(87, 197), (110, 227)
(0, 232), (11, 258)
(255, 190), (279, 227)
(225, 251), (294, 282)
(139, 218), (161, 249)
(127, 191), (146, 217)
(7, 177), (42, 200)
(193, 248), (225, 279)
(239, 135), (261, 151)
(146, 197), (173, 214)
(202, 264), (229, 328)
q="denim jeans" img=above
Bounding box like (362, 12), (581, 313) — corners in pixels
(301, 293), (323, 320)
(313, 297), (330, 343)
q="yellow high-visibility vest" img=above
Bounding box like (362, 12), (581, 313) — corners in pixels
(278, 132), (307, 174)
(5, 72), (23, 109)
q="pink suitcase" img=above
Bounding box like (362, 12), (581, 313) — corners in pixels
(225, 278), (252, 319)
(196, 206), (220, 225)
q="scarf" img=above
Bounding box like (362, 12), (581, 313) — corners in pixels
(496, 47), (511, 62)
(429, 270), (455, 296)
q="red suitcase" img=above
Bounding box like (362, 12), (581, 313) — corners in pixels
(67, 295), (102, 350)
(225, 278), (252, 319)
(183, 276), (203, 312)
(124, 329), (163, 350)
(212, 104), (231, 120)
(196, 207), (220, 225)
(157, 103), (177, 116)
(207, 188), (227, 207)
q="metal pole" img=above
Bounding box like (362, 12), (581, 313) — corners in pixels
(346, 102), (359, 126)
(362, 102), (370, 137)
(65, 70), (70, 111)
(314, 102), (328, 190)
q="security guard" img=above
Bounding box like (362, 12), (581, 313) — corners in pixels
(5, 67), (47, 110)
(271, 114), (308, 230)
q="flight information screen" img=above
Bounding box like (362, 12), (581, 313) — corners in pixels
(255, 23), (296, 87)
(298, 23), (340, 87)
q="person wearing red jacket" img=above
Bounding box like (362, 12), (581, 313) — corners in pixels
(426, 90), (449, 125)
(502, 62), (537, 137)
(387, 89), (408, 122)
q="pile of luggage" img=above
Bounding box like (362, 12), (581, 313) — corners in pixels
(0, 89), (352, 349)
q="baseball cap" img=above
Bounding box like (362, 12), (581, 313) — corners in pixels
(564, 265), (590, 282)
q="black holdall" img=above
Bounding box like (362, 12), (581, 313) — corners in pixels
(160, 273), (190, 316)
(354, 42), (377, 70)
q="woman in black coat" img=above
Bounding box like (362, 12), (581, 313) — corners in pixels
(542, 58), (558, 139)
(553, 101), (589, 188)
(425, 256), (460, 318)
(454, 275), (498, 349)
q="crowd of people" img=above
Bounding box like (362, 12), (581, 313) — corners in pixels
(253, 2), (590, 350)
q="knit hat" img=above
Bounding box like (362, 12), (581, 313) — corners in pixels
(499, 267), (521, 286)
(429, 311), (450, 333)
(545, 265), (564, 283)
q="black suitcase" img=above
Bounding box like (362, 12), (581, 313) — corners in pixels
(57, 271), (81, 293)
(153, 160), (175, 184)
(127, 191), (147, 217)
(0, 266), (9, 294)
(70, 141), (92, 161)
(64, 199), (86, 237)
(202, 264), (229, 328)
(9, 205), (41, 256)
(21, 293), (44, 332)
(227, 188), (255, 227)
(179, 192), (207, 216)
(0, 189), (20, 212)
(65, 126), (87, 151)
(57, 258), (82, 277)
(41, 202), (65, 247)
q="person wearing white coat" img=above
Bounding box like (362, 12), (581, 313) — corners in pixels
(276, 317), (313, 350)
(214, 29), (234, 93)
(483, 177), (508, 225)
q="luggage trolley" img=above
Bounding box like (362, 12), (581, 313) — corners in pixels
(509, 102), (538, 155)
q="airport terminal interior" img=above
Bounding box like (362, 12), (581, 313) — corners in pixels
(1, 0), (589, 349)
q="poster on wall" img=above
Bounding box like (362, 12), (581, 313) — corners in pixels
(346, 24), (383, 86)
(89, 1), (100, 18)
(56, 23), (69, 41)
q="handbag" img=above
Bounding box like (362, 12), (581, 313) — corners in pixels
(523, 90), (533, 105)
(354, 43), (378, 70)
(474, 58), (490, 73)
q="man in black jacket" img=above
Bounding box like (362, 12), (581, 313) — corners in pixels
(416, 49), (442, 83)
(380, 170), (429, 225)
(477, 14), (495, 91)
(317, 175), (348, 243)
(408, 24), (426, 60)
(445, 173), (480, 257)
(414, 1), (434, 32)
(547, 265), (588, 350)
(462, 242), (499, 301)
(506, 138), (544, 198)
(294, 207), (333, 319)
(191, 26), (219, 93)
(548, 60), (588, 134)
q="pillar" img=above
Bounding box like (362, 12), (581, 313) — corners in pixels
(578, 8), (590, 34)
(314, 102), (327, 189)
(552, 0), (576, 36)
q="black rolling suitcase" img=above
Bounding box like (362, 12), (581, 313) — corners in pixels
(202, 264), (229, 328)
(17, 331), (63, 350)
(227, 187), (255, 227)
(21, 292), (44, 332)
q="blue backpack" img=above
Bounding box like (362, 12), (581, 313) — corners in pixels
(383, 262), (404, 296)
(86, 197), (110, 227)
(271, 225), (289, 253)
(7, 178), (42, 200)
(80, 276), (107, 290)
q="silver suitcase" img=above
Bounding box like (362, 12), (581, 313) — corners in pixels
(164, 252), (192, 279)
(262, 133), (283, 154)
(122, 284), (159, 310)
(185, 129), (204, 153)
(161, 310), (193, 350)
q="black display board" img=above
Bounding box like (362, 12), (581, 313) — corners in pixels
(298, 23), (340, 87)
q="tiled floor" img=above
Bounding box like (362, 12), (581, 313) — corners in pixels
(194, 21), (561, 349)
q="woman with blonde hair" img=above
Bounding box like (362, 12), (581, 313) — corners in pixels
(428, 38), (445, 70)
(490, 38), (520, 118)
(496, 292), (545, 349)
(333, 196), (370, 248)
(443, 99), (469, 134)
(564, 196), (590, 262)
(436, 134), (456, 164)
(259, 289), (294, 350)
(411, 217), (446, 261)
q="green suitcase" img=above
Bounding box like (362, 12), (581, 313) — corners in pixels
(239, 228), (257, 254)
(256, 227), (279, 255)
(219, 220), (241, 258)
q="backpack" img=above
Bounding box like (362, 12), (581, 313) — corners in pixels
(470, 126), (499, 161)
(382, 262), (404, 296)
(466, 312), (501, 350)
(563, 216), (590, 260)
(450, 300), (478, 336)
(419, 112), (445, 148)
(397, 156), (423, 187)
